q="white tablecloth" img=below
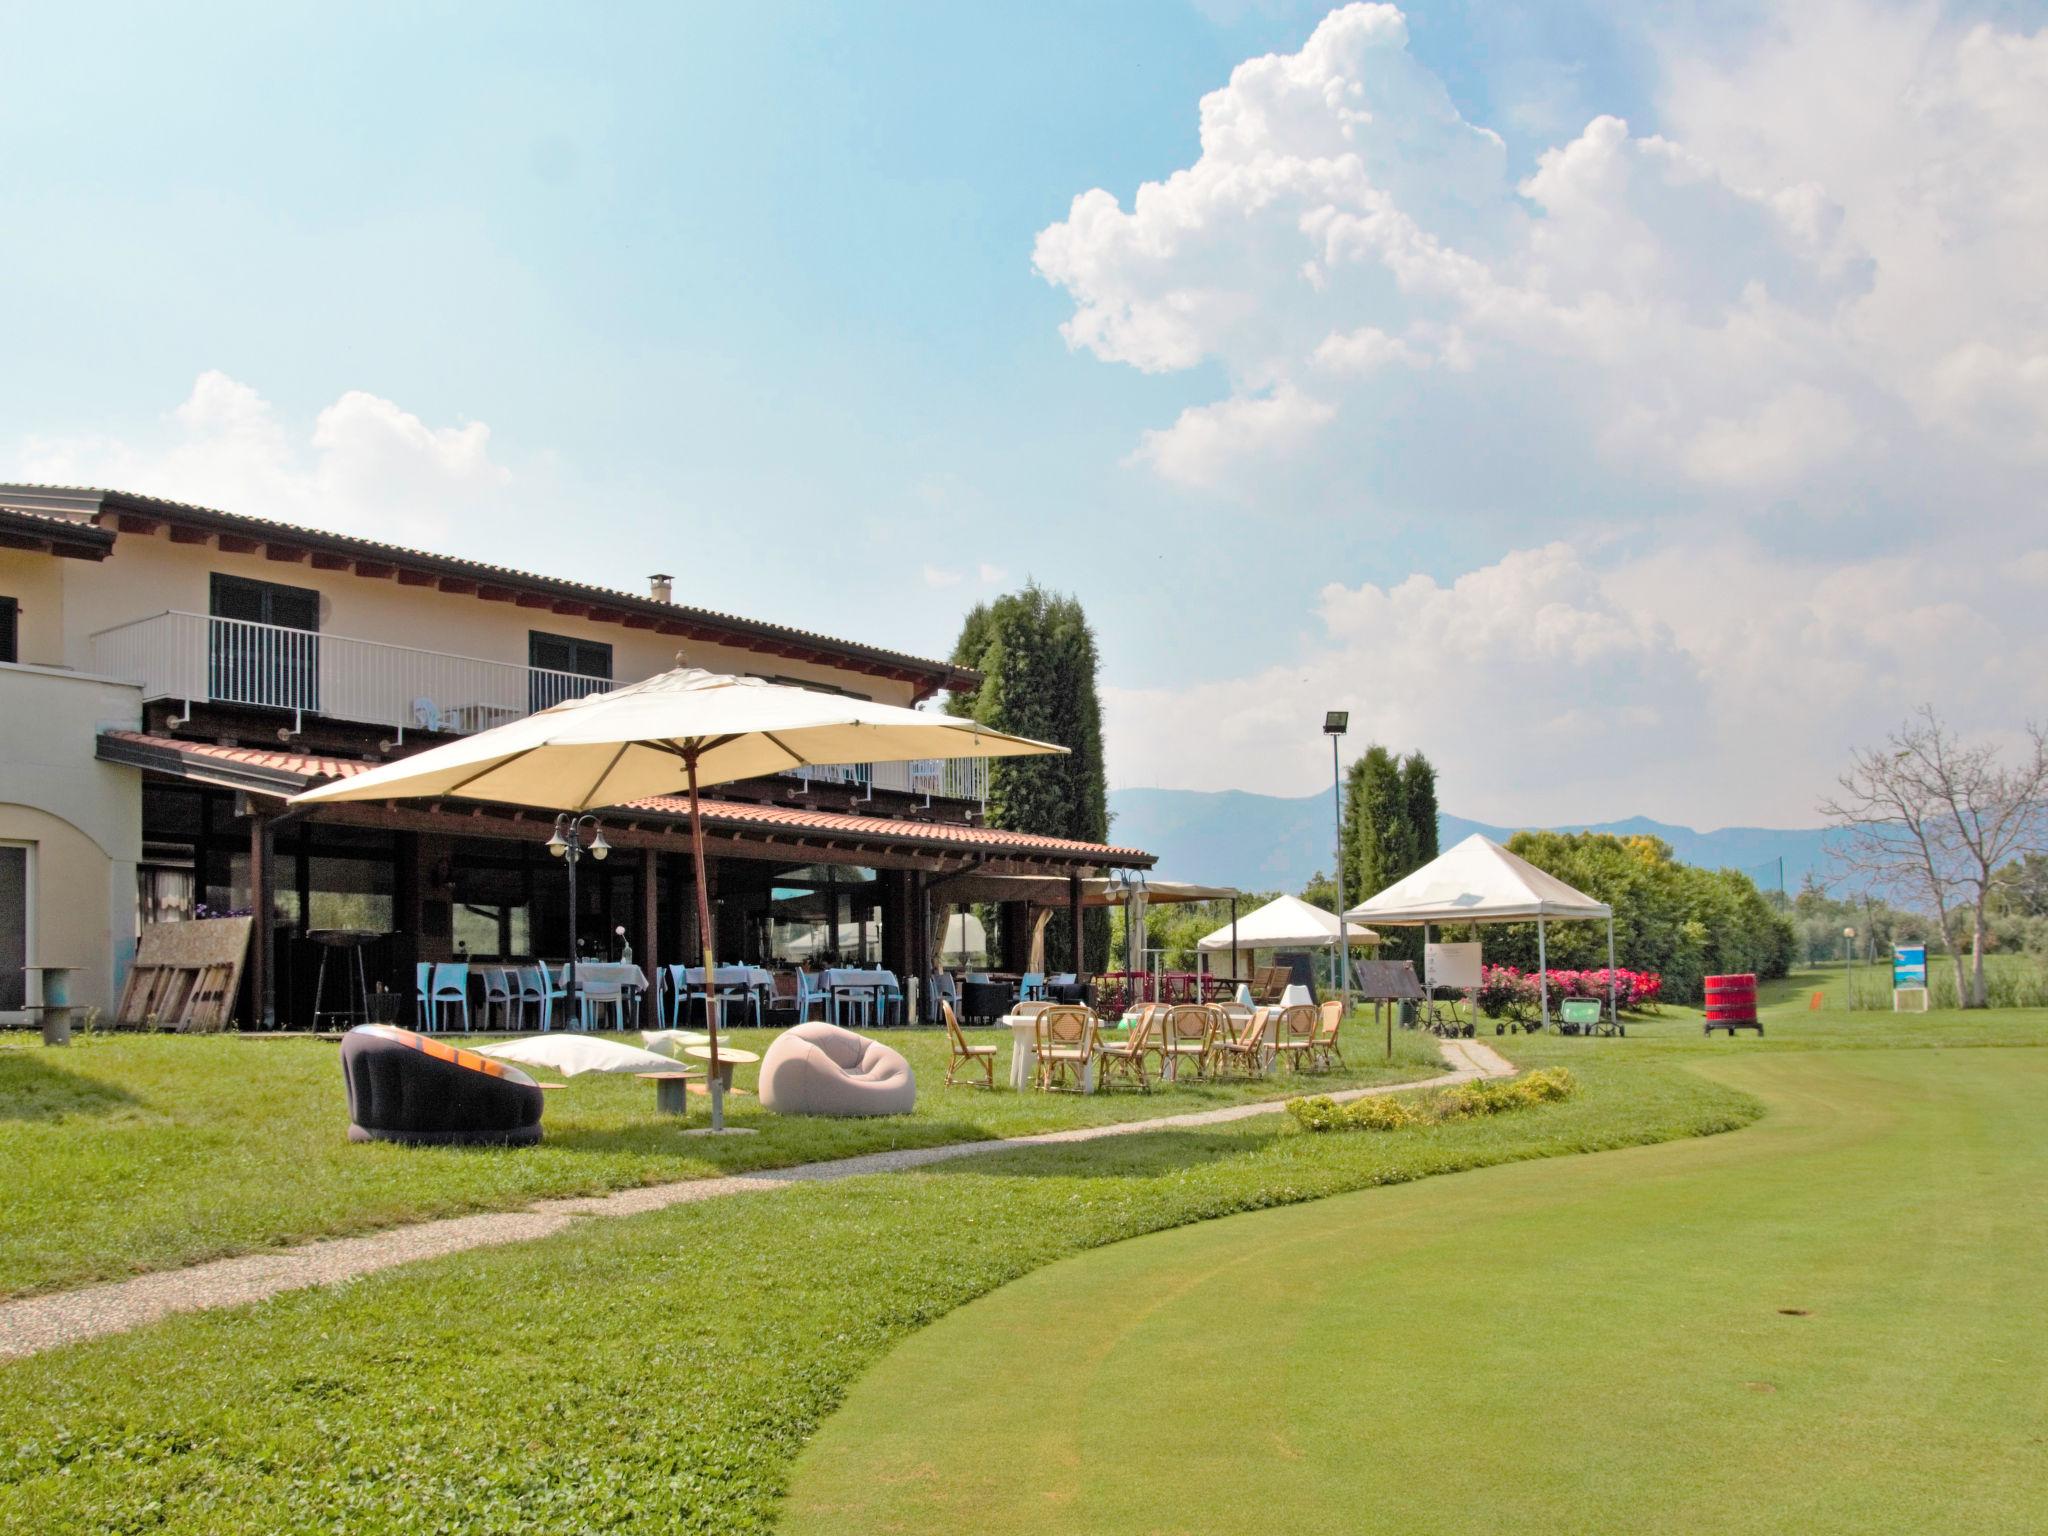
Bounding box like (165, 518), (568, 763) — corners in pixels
(1278, 984), (1314, 1009)
(556, 962), (648, 994)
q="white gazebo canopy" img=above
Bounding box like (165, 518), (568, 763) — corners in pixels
(1197, 893), (1380, 951)
(1196, 893), (1379, 998)
(1347, 833), (1611, 925)
(1346, 833), (1614, 1028)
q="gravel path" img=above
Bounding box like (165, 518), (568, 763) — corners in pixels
(0, 1038), (1512, 1362)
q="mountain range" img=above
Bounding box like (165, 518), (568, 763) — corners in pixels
(1107, 788), (1835, 897)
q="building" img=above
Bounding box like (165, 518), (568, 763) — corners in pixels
(0, 485), (1149, 1027)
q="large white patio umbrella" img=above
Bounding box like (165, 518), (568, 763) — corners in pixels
(1346, 833), (1614, 1029)
(292, 666), (1066, 1128)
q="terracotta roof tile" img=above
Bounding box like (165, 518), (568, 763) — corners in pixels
(100, 732), (1152, 863)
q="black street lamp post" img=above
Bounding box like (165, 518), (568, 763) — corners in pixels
(547, 813), (610, 1026)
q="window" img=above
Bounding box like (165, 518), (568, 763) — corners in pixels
(208, 574), (321, 711)
(0, 596), (17, 664)
(0, 844), (27, 1013)
(528, 631), (612, 713)
(210, 573), (320, 632)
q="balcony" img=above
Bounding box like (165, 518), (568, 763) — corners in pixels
(90, 610), (990, 805)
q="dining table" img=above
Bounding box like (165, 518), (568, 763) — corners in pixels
(554, 961), (650, 1027)
(999, 1012), (1100, 1094)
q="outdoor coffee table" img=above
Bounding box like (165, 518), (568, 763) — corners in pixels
(685, 1044), (760, 1093)
(635, 1070), (702, 1115)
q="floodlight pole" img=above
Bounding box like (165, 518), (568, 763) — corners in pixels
(1324, 712), (1350, 1016)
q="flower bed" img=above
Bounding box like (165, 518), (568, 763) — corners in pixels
(1474, 965), (1661, 1022)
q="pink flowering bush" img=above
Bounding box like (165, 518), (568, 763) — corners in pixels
(1474, 964), (1662, 1018)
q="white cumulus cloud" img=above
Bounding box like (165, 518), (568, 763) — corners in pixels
(16, 371), (511, 545)
(1052, 1), (2048, 823)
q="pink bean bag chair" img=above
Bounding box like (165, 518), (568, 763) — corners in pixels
(758, 1021), (916, 1117)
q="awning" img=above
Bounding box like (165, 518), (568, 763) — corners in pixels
(97, 730), (1154, 876)
(1347, 833), (1610, 925)
(1196, 893), (1379, 951)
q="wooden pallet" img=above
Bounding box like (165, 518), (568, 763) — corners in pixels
(114, 918), (253, 1031)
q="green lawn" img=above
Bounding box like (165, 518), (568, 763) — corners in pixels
(0, 1018), (1443, 1298)
(0, 1050), (1754, 1535)
(786, 1045), (2048, 1535)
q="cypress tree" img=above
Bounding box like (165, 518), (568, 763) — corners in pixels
(1343, 746), (1437, 964)
(1402, 752), (1440, 866)
(948, 584), (1111, 970)
(1343, 746), (1405, 903)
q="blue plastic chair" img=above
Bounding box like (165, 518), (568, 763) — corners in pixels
(427, 962), (472, 1033)
(1019, 971), (1046, 1002)
(873, 970), (903, 1027)
(517, 965), (565, 1031)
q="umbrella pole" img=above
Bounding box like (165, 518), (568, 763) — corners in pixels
(686, 750), (725, 1132)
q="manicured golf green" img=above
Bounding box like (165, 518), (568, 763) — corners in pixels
(784, 1048), (2048, 1535)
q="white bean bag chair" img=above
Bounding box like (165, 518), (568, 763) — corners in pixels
(476, 1035), (678, 1077)
(758, 1022), (916, 1117)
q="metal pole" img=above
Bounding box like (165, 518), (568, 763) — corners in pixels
(1423, 922), (1432, 1028)
(686, 750), (725, 1132)
(565, 835), (580, 1028)
(1332, 733), (1349, 1016)
(1537, 914), (1550, 1029)
(1230, 896), (1239, 999)
(1607, 915), (1617, 1031)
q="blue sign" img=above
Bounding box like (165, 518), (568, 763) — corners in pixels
(1894, 945), (1927, 989)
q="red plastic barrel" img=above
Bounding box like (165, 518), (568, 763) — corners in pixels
(1703, 973), (1758, 1025)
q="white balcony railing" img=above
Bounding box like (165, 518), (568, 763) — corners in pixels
(90, 611), (989, 804)
(784, 755), (990, 805)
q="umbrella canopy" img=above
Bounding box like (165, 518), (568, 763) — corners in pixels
(290, 666), (1066, 1129)
(1345, 833), (1610, 924)
(1196, 894), (1379, 951)
(290, 666), (1061, 815)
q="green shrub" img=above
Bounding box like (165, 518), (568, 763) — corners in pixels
(1343, 1094), (1424, 1131)
(1287, 1069), (1577, 1135)
(1287, 1096), (1348, 1133)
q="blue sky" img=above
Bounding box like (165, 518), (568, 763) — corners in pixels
(5, 2), (2045, 827)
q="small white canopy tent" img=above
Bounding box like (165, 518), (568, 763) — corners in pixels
(1196, 894), (1380, 994)
(1346, 833), (1614, 1028)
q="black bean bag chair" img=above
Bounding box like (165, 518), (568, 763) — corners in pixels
(340, 1025), (545, 1147)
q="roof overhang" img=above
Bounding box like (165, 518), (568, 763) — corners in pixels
(0, 506), (115, 561)
(97, 730), (1153, 875)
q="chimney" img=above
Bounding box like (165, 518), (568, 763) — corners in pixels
(648, 573), (674, 604)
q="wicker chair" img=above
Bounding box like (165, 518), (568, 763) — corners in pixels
(1273, 1005), (1317, 1072)
(1251, 965), (1292, 1005)
(942, 1000), (998, 1088)
(1035, 1005), (1096, 1092)
(1160, 1004), (1215, 1081)
(1213, 1005), (1271, 1076)
(1312, 999), (1345, 1070)
(1123, 1002), (1173, 1077)
(1094, 1008), (1154, 1090)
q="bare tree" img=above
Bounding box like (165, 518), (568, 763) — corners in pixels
(1821, 708), (2048, 1006)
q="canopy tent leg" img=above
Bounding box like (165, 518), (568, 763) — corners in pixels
(1607, 915), (1618, 1031)
(1537, 914), (1550, 1029)
(1423, 922), (1433, 1029)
